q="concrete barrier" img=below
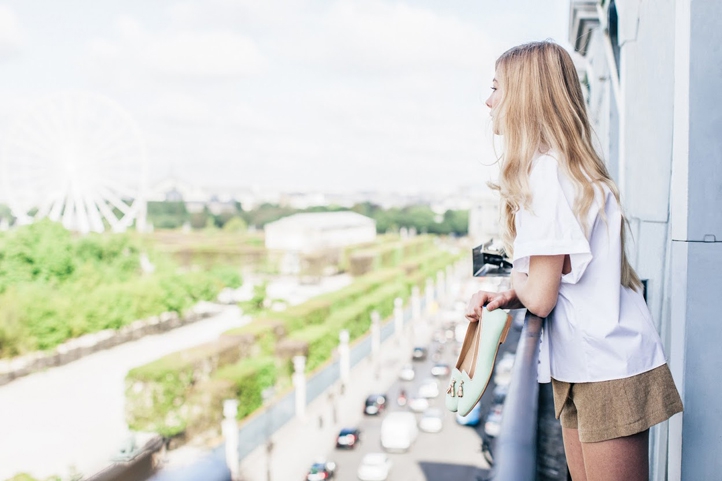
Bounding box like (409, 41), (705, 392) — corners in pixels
(0, 302), (226, 387)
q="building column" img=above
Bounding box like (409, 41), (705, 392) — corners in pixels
(669, 0), (722, 479)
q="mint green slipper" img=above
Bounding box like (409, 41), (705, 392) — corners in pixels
(457, 307), (512, 416)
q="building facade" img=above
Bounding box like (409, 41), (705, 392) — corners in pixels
(569, 1), (722, 479)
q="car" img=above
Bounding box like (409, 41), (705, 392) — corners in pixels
(335, 427), (361, 449)
(484, 405), (504, 437)
(494, 355), (514, 387)
(357, 453), (392, 481)
(408, 396), (430, 413)
(364, 394), (387, 415)
(381, 412), (418, 452)
(398, 363), (415, 382)
(419, 408), (444, 433)
(412, 346), (428, 361)
(305, 460), (336, 481)
(493, 383), (508, 404)
(430, 363), (451, 377)
(456, 401), (482, 426)
(418, 378), (439, 398)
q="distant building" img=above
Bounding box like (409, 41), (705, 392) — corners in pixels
(265, 211), (376, 252)
(468, 196), (500, 245)
(264, 211), (376, 275)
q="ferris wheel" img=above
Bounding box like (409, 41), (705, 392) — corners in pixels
(1, 91), (148, 234)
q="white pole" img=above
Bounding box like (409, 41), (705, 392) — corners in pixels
(394, 298), (404, 337)
(339, 330), (350, 388)
(411, 286), (421, 321)
(425, 277), (435, 314)
(222, 399), (240, 481)
(446, 265), (454, 298)
(371, 311), (381, 357)
(436, 270), (445, 304)
(292, 356), (306, 422)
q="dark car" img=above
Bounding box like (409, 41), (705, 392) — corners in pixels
(363, 394), (387, 415)
(412, 346), (428, 361)
(305, 460), (336, 481)
(336, 427), (361, 449)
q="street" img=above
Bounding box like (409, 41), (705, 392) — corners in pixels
(310, 302), (522, 481)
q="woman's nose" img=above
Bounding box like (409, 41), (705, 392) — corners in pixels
(485, 96), (493, 109)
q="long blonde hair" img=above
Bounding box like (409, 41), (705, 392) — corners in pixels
(489, 40), (641, 291)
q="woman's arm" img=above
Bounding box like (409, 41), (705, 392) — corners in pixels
(465, 254), (566, 321)
(511, 255), (565, 318)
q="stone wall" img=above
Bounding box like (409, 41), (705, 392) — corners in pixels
(0, 301), (225, 387)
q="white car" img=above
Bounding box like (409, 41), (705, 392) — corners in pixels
(408, 396), (430, 413)
(357, 452), (392, 481)
(419, 408), (444, 433)
(381, 411), (418, 452)
(398, 363), (415, 382)
(418, 378), (439, 398)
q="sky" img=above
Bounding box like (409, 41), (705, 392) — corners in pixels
(0, 0), (570, 195)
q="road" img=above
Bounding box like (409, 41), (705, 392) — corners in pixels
(312, 305), (523, 481)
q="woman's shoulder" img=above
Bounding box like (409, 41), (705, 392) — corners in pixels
(528, 151), (567, 192)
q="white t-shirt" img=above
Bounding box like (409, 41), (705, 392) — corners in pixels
(512, 153), (667, 383)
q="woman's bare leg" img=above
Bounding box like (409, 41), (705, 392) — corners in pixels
(562, 427), (587, 481)
(580, 430), (649, 481)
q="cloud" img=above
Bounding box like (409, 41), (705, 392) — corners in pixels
(146, 92), (211, 124)
(143, 31), (265, 77)
(164, 0), (494, 75)
(313, 1), (488, 73)
(88, 15), (265, 81)
(0, 5), (24, 58)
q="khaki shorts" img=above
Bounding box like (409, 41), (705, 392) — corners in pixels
(551, 364), (683, 443)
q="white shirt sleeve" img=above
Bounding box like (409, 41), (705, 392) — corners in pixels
(512, 155), (593, 284)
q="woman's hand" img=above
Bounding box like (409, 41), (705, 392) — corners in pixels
(465, 289), (521, 322)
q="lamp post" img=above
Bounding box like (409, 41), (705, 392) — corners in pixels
(261, 387), (276, 481)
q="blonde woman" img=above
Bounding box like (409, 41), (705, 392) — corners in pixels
(465, 41), (682, 481)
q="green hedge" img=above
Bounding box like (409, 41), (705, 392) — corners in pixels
(125, 240), (459, 438)
(222, 318), (285, 356)
(0, 221), (243, 357)
(125, 337), (248, 436)
(213, 356), (277, 419)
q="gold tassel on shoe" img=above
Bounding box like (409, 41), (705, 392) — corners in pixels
(457, 380), (464, 398)
(447, 380), (456, 397)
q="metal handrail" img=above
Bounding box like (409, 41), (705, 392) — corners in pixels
(492, 311), (544, 481)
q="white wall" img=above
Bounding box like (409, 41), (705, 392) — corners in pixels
(572, 0), (722, 478)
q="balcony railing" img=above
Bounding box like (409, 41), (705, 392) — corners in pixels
(492, 311), (544, 481)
